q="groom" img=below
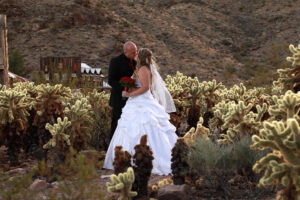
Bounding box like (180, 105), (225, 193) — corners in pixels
(108, 41), (137, 141)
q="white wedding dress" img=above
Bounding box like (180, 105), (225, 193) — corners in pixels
(103, 67), (178, 175)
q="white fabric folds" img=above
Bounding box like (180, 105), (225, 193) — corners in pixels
(103, 89), (178, 175)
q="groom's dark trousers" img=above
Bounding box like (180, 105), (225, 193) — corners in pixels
(108, 53), (136, 142)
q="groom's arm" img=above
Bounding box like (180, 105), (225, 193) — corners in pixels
(108, 59), (122, 91)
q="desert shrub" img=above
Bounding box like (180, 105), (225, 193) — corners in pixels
(187, 136), (233, 189)
(188, 135), (267, 187)
(50, 149), (106, 200)
(32, 70), (47, 85)
(0, 171), (34, 200)
(225, 66), (237, 74)
(233, 136), (269, 178)
(0, 150), (108, 200)
(188, 136), (233, 173)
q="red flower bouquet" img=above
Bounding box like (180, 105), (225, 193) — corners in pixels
(119, 76), (136, 92)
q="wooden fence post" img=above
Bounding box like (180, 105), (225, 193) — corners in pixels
(0, 15), (9, 87)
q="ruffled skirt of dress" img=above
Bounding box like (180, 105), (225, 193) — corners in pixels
(103, 90), (178, 175)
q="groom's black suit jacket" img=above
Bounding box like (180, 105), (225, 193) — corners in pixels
(108, 53), (136, 108)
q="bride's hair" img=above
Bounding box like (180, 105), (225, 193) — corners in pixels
(134, 48), (158, 77)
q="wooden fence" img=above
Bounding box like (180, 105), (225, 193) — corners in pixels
(40, 56), (81, 80)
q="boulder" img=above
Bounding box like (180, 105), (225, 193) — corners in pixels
(29, 179), (48, 192)
(157, 184), (190, 200)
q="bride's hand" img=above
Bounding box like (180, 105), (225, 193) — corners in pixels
(128, 87), (138, 93)
(122, 91), (130, 97)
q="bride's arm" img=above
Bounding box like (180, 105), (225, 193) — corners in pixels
(128, 87), (139, 93)
(122, 66), (150, 97)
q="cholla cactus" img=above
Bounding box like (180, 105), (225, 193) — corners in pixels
(32, 84), (72, 158)
(43, 117), (71, 165)
(166, 73), (224, 129)
(199, 80), (224, 128)
(252, 119), (300, 200)
(209, 100), (235, 131)
(13, 82), (38, 98)
(165, 72), (188, 118)
(10, 82), (40, 155)
(0, 88), (33, 165)
(287, 44), (300, 67)
(87, 89), (111, 114)
(33, 83), (72, 125)
(43, 117), (71, 167)
(218, 101), (268, 144)
(132, 135), (154, 198)
(113, 146), (132, 175)
(151, 178), (173, 192)
(245, 87), (266, 103)
(43, 117), (71, 149)
(251, 90), (300, 200)
(180, 77), (204, 129)
(64, 98), (93, 151)
(184, 117), (211, 146)
(171, 138), (190, 185)
(166, 72), (202, 110)
(273, 44), (300, 93)
(0, 89), (33, 127)
(268, 91), (300, 121)
(200, 80), (224, 110)
(272, 84), (284, 96)
(220, 84), (269, 106)
(165, 71), (188, 100)
(212, 85), (271, 143)
(219, 83), (246, 103)
(66, 90), (85, 105)
(106, 167), (137, 200)
(87, 89), (112, 150)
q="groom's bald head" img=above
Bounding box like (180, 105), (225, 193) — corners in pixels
(124, 41), (137, 59)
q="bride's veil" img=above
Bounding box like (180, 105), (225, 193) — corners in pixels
(150, 61), (176, 113)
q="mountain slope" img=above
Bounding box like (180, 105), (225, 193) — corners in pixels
(1, 0), (299, 85)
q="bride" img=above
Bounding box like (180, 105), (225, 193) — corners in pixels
(103, 48), (178, 175)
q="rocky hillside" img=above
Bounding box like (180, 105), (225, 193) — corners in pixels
(1, 0), (299, 85)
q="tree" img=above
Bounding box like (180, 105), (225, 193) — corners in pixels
(9, 48), (25, 76)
